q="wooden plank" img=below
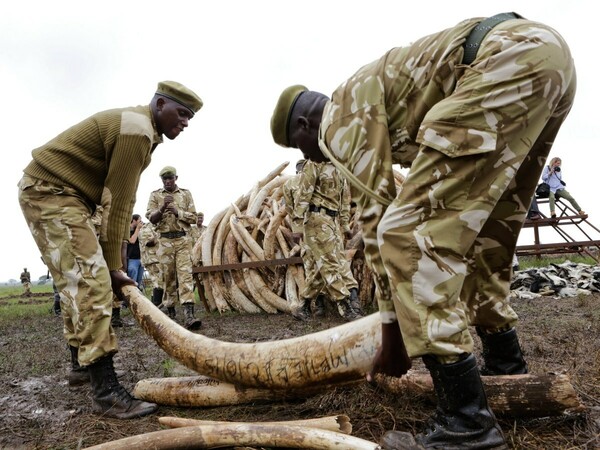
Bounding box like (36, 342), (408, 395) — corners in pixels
(193, 257), (303, 273)
(192, 273), (210, 312)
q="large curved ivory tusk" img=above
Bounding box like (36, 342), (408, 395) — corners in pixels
(158, 414), (352, 434)
(239, 259), (278, 314)
(201, 206), (230, 312)
(263, 208), (287, 260)
(224, 232), (264, 312)
(124, 285), (380, 389)
(242, 253), (292, 313)
(247, 175), (291, 217)
(285, 266), (303, 311)
(84, 423), (380, 450)
(133, 374), (361, 407)
(230, 215), (265, 262)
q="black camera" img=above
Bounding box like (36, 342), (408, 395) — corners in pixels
(554, 166), (561, 172)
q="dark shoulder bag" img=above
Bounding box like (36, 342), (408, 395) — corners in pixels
(536, 182), (550, 198)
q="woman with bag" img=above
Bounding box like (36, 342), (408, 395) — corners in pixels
(542, 157), (585, 219)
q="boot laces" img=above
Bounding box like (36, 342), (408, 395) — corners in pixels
(105, 360), (134, 404)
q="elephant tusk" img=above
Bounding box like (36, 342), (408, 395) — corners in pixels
(124, 285), (380, 389)
(134, 374), (361, 407)
(83, 423), (380, 450)
(157, 414), (353, 434)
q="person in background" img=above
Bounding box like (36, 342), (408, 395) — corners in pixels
(282, 159), (307, 235)
(139, 221), (163, 307)
(127, 214), (145, 290)
(52, 283), (61, 316)
(20, 268), (31, 296)
(188, 212), (207, 246)
(146, 166), (202, 330)
(18, 80), (203, 419)
(542, 157), (585, 219)
(271, 12), (573, 448)
(527, 197), (542, 220)
(188, 211), (208, 299)
(284, 157), (362, 322)
(91, 205), (131, 328)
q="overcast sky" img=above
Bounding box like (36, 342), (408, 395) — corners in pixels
(2, 0), (597, 281)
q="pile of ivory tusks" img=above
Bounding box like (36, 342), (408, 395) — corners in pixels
(98, 162), (406, 449)
(192, 161), (403, 315)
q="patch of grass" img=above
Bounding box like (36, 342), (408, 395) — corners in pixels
(519, 255), (597, 269)
(161, 358), (175, 377)
(0, 285), (56, 324)
(0, 302), (52, 321)
(0, 284), (54, 298)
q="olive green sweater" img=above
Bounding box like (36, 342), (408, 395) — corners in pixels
(24, 105), (162, 270)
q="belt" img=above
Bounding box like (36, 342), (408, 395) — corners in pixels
(160, 231), (186, 239)
(308, 204), (338, 217)
(462, 12), (521, 65)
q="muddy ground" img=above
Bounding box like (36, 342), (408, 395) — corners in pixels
(0, 291), (598, 449)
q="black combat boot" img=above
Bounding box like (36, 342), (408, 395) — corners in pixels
(68, 345), (90, 386)
(349, 287), (364, 316)
(337, 298), (360, 321)
(52, 298), (61, 316)
(151, 288), (164, 307)
(476, 327), (528, 375)
(111, 308), (133, 328)
(164, 306), (176, 319)
(68, 345), (125, 386)
(88, 353), (157, 419)
(183, 303), (202, 330)
(381, 354), (507, 450)
(292, 299), (312, 321)
(313, 295), (326, 318)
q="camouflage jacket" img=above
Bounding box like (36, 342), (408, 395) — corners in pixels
(138, 222), (160, 266)
(317, 16), (575, 313)
(282, 174), (304, 233)
(293, 160), (351, 233)
(145, 186), (197, 234)
(319, 17), (481, 210)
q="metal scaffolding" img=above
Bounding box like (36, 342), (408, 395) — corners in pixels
(517, 198), (600, 262)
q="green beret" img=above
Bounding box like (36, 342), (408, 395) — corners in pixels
(156, 81), (203, 114)
(270, 85), (308, 147)
(197, 212), (204, 218)
(159, 166), (177, 177)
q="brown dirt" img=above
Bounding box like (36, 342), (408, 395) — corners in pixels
(0, 292), (599, 449)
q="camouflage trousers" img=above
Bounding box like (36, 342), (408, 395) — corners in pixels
(157, 235), (194, 306)
(18, 175), (117, 366)
(22, 282), (31, 295)
(301, 211), (358, 301)
(378, 70), (576, 359)
(325, 22), (577, 360)
(144, 261), (162, 290)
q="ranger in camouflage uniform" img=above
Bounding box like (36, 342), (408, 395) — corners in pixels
(18, 81), (203, 419)
(187, 211), (207, 246)
(285, 159), (361, 321)
(188, 212), (207, 301)
(271, 13), (575, 449)
(20, 268), (31, 296)
(282, 159), (307, 235)
(138, 222), (163, 307)
(90, 205), (131, 328)
(146, 166), (201, 330)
